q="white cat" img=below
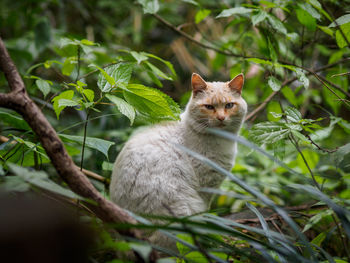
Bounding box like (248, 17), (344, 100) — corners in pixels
(110, 73), (247, 249)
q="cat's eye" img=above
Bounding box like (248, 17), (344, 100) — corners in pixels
(225, 102), (235, 109)
(204, 104), (215, 110)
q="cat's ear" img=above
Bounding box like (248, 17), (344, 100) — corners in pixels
(228, 73), (244, 95)
(191, 73), (207, 96)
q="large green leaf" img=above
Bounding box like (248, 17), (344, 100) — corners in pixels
(123, 84), (180, 120)
(97, 63), (134, 92)
(251, 10), (267, 26)
(106, 94), (136, 125)
(335, 22), (350, 48)
(249, 122), (290, 145)
(59, 134), (115, 158)
(195, 9), (211, 24)
(0, 110), (31, 130)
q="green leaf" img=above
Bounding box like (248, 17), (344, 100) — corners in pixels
(335, 22), (350, 48)
(281, 86), (298, 107)
(106, 94), (136, 125)
(0, 109), (31, 130)
(182, 0), (199, 6)
(62, 57), (76, 76)
(268, 76), (281, 91)
(285, 107), (302, 122)
(137, 0), (159, 14)
(329, 14), (350, 27)
(130, 51), (148, 64)
(176, 234), (194, 255)
(251, 10), (267, 26)
(247, 58), (273, 66)
(58, 99), (79, 107)
(303, 209), (333, 232)
(311, 232), (327, 247)
(185, 251), (209, 263)
(297, 150), (319, 174)
(8, 164), (82, 200)
(97, 63), (134, 92)
(52, 90), (75, 119)
(216, 7), (252, 18)
(333, 143), (350, 166)
(83, 89), (95, 102)
(94, 64), (116, 92)
(318, 25), (334, 36)
(123, 84), (177, 120)
(294, 68), (310, 88)
(267, 14), (287, 35)
(249, 122), (290, 145)
(143, 52), (176, 77)
(195, 9), (211, 24)
(267, 101), (282, 121)
(296, 8), (316, 31)
(145, 61), (172, 80)
(80, 39), (96, 46)
(59, 134), (115, 158)
(298, 2), (321, 20)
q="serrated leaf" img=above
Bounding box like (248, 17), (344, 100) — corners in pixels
(329, 14), (350, 27)
(249, 122), (290, 145)
(195, 9), (211, 24)
(35, 79), (51, 98)
(267, 14), (287, 35)
(52, 90), (75, 119)
(97, 63), (134, 92)
(123, 84), (178, 120)
(59, 134), (115, 158)
(106, 94), (135, 125)
(58, 99), (79, 107)
(137, 0), (159, 14)
(268, 76), (281, 91)
(216, 7), (252, 18)
(285, 107), (302, 122)
(252, 10), (267, 26)
(82, 89), (94, 102)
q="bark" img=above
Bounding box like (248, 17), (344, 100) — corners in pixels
(0, 37), (145, 240)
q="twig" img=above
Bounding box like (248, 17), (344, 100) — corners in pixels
(305, 134), (339, 153)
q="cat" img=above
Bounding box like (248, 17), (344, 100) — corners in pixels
(110, 73), (247, 250)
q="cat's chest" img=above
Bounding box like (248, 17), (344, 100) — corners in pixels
(185, 135), (236, 176)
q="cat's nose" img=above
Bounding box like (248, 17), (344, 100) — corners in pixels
(217, 115), (225, 121)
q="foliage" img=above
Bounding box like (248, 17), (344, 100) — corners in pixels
(1, 0), (350, 262)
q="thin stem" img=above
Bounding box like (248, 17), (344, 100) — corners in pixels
(80, 111), (90, 171)
(75, 46), (81, 82)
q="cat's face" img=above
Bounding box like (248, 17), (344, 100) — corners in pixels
(185, 73), (247, 132)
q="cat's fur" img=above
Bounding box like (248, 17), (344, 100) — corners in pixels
(110, 73), (247, 249)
